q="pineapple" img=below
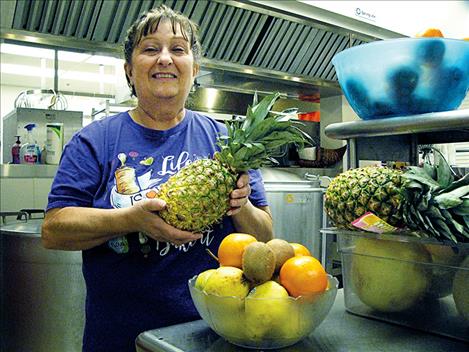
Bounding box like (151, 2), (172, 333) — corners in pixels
(157, 92), (310, 232)
(325, 167), (405, 229)
(325, 148), (469, 242)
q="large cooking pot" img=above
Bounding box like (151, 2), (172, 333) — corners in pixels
(1, 210), (85, 352)
(262, 172), (328, 261)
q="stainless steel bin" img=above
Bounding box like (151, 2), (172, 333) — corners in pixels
(1, 211), (85, 352)
(263, 172), (325, 261)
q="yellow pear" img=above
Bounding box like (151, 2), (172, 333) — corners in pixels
(194, 269), (216, 291)
(204, 266), (249, 297)
(204, 266), (249, 339)
(245, 280), (292, 340)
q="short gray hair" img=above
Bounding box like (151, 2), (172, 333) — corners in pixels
(123, 5), (202, 96)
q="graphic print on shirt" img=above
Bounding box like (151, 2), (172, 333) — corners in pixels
(107, 151), (215, 254)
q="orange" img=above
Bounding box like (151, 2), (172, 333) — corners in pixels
(217, 233), (257, 268)
(290, 243), (312, 257)
(279, 256), (327, 297)
(416, 28), (444, 38)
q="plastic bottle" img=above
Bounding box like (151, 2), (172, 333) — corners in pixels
(20, 123), (41, 164)
(45, 122), (64, 164)
(11, 135), (22, 164)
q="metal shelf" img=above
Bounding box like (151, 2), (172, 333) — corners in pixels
(325, 109), (469, 168)
(321, 109), (469, 276)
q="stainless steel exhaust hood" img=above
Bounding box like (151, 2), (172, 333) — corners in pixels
(1, 0), (403, 97)
(186, 86), (319, 116)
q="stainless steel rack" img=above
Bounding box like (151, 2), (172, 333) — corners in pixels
(325, 109), (469, 168)
(322, 109), (469, 276)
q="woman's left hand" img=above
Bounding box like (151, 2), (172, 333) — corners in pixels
(227, 173), (251, 216)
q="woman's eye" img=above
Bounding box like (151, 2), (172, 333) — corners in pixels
(143, 47), (158, 53)
(172, 47), (185, 53)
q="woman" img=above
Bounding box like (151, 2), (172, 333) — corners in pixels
(41, 5), (273, 352)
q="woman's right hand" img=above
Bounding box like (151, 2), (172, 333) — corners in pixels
(130, 198), (202, 245)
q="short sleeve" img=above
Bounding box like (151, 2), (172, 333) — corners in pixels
(248, 169), (268, 207)
(46, 131), (103, 211)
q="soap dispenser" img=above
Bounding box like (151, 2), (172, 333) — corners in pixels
(20, 123), (41, 164)
(11, 135), (22, 164)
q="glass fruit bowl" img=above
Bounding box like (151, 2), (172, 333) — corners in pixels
(188, 274), (338, 349)
(332, 38), (469, 120)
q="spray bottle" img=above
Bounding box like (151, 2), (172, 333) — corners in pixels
(11, 135), (22, 164)
(20, 123), (41, 164)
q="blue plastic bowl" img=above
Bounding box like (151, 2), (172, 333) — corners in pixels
(332, 38), (469, 120)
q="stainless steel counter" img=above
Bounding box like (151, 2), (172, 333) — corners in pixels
(135, 290), (468, 352)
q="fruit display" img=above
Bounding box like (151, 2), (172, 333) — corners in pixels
(325, 149), (469, 243)
(157, 93), (310, 231)
(327, 26), (469, 342)
(325, 148), (468, 311)
(189, 233), (338, 349)
(332, 37), (469, 120)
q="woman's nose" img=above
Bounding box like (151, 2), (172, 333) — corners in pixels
(157, 47), (172, 65)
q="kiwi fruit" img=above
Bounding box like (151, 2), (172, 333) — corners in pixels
(242, 242), (276, 284)
(266, 239), (295, 272)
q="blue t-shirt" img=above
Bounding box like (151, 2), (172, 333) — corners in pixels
(46, 110), (268, 352)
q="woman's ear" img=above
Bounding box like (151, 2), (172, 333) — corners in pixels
(124, 62), (133, 84)
(193, 63), (200, 78)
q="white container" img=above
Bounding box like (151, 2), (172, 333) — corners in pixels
(45, 122), (64, 164)
(298, 146), (317, 161)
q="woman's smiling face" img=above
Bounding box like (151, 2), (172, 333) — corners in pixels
(125, 19), (199, 104)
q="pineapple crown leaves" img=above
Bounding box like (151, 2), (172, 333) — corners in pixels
(434, 185), (469, 209)
(241, 91), (280, 134)
(402, 146), (469, 242)
(403, 146), (459, 193)
(215, 92), (313, 172)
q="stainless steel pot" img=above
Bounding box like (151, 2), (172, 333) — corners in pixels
(263, 175), (326, 261)
(1, 210), (85, 352)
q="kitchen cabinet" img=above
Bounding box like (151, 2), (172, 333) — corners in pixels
(0, 178), (34, 212)
(0, 164), (57, 212)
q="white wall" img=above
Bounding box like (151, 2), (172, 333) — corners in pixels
(252, 1), (469, 39)
(0, 85), (25, 119)
(305, 1), (469, 39)
(0, 85), (115, 120)
(0, 85), (127, 162)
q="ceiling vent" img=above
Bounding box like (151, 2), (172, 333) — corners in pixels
(8, 0), (370, 82)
